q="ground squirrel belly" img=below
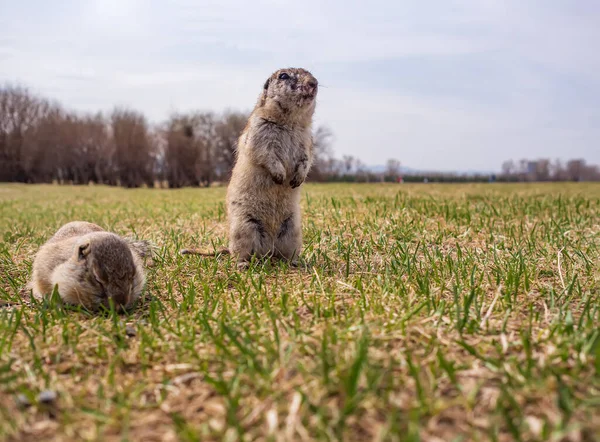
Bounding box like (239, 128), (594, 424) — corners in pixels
(28, 221), (149, 310)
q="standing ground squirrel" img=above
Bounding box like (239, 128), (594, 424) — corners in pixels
(28, 221), (151, 311)
(181, 67), (318, 268)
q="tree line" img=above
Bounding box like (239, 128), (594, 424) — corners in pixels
(2, 84), (598, 186)
(0, 84), (346, 187)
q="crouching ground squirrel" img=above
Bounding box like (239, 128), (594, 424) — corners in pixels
(28, 221), (151, 311)
(181, 67), (318, 268)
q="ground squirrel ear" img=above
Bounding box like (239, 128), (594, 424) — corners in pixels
(259, 79), (270, 107)
(91, 264), (107, 285)
(78, 242), (91, 260)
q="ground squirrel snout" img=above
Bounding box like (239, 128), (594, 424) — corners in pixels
(28, 221), (149, 311)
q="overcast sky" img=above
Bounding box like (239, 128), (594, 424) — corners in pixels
(1, 0), (598, 171)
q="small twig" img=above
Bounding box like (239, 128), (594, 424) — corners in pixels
(266, 408), (278, 435)
(557, 248), (566, 292)
(285, 392), (302, 441)
(480, 284), (502, 328)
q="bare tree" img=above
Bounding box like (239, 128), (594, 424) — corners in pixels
(342, 155), (356, 175)
(110, 108), (155, 188)
(308, 125), (335, 180)
(566, 159), (586, 182)
(582, 164), (600, 181)
(385, 158), (401, 181)
(213, 111), (248, 181)
(0, 84), (51, 182)
(164, 114), (198, 188)
(355, 158), (368, 182)
(193, 112), (218, 187)
(21, 104), (64, 183)
(164, 112), (218, 188)
(534, 159), (551, 181)
(551, 159), (566, 181)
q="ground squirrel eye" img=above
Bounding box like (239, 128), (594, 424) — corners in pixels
(278, 73), (290, 80)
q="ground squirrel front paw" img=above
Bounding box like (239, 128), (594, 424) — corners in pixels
(268, 162), (286, 185)
(290, 174), (304, 188)
(271, 171), (285, 185)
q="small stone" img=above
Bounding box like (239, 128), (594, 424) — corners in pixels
(38, 390), (58, 405)
(16, 394), (31, 409)
(125, 325), (137, 337)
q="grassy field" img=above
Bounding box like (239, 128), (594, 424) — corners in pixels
(0, 182), (599, 442)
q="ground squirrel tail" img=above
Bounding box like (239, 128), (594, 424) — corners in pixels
(179, 248), (230, 257)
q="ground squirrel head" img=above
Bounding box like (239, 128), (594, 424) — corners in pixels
(258, 68), (318, 121)
(56, 233), (138, 310)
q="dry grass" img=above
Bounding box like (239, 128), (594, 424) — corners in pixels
(0, 182), (599, 441)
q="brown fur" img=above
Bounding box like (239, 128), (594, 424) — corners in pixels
(181, 68), (318, 268)
(27, 221), (149, 311)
